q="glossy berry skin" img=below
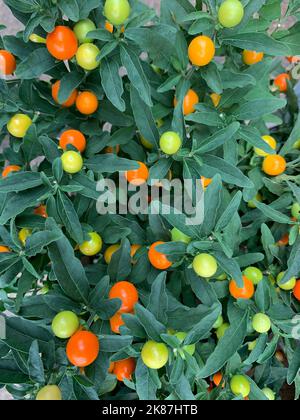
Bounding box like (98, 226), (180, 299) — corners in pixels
(252, 313), (271, 334)
(105, 21), (114, 33)
(130, 244), (141, 260)
(262, 388), (276, 401)
(110, 312), (126, 334)
(210, 93), (221, 107)
(244, 267), (263, 285)
(174, 89), (199, 115)
(104, 0), (131, 26)
(230, 375), (251, 398)
(148, 242), (172, 270)
(0, 246), (10, 253)
(201, 176), (213, 188)
(274, 73), (291, 92)
(125, 161), (149, 186)
(2, 165), (21, 178)
(229, 276), (255, 300)
(46, 26), (78, 60)
(216, 323), (230, 340)
(141, 341), (169, 369)
(193, 253), (218, 278)
(262, 155), (286, 176)
(7, 114), (32, 138)
(109, 281), (139, 313)
(254, 135), (277, 157)
(277, 272), (297, 291)
(213, 372), (225, 387)
(79, 232), (103, 256)
(51, 311), (80, 339)
(291, 203), (300, 220)
(174, 332), (196, 356)
(213, 315), (224, 330)
(188, 36), (215, 67)
(59, 129), (86, 153)
(218, 0), (244, 28)
(160, 132), (182, 155)
(36, 385), (62, 401)
(113, 358), (136, 381)
(0, 50), (16, 75)
(52, 80), (78, 108)
(76, 44), (100, 70)
(171, 228), (191, 244)
(61, 151), (83, 174)
(76, 91), (99, 115)
(293, 280), (300, 301)
(242, 50), (264, 66)
(66, 331), (99, 367)
(73, 19), (96, 44)
(104, 244), (121, 264)
(34, 205), (48, 218)
(19, 228), (32, 246)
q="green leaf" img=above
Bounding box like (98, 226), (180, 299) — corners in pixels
(28, 341), (45, 384)
(57, 191), (84, 244)
(47, 222), (90, 303)
(200, 155), (253, 188)
(0, 186), (51, 225)
(147, 272), (169, 325)
(234, 98), (287, 120)
(193, 123), (240, 154)
(130, 85), (159, 149)
(58, 71), (85, 104)
(135, 358), (159, 400)
(221, 32), (290, 56)
(98, 335), (133, 353)
(287, 343), (300, 385)
(135, 304), (167, 342)
(15, 48), (58, 79)
(198, 311), (249, 378)
(120, 44), (152, 107)
(0, 172), (43, 193)
(215, 192), (242, 231)
(85, 155), (139, 173)
(183, 303), (221, 345)
(100, 56), (125, 112)
(213, 251), (244, 288)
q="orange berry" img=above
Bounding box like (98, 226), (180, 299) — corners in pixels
(110, 312), (125, 334)
(0, 246), (10, 253)
(262, 155), (286, 176)
(34, 205), (48, 218)
(124, 162), (149, 186)
(242, 50), (264, 66)
(213, 372), (225, 388)
(52, 80), (78, 107)
(59, 129), (86, 153)
(105, 21), (114, 33)
(148, 241), (172, 270)
(188, 36), (215, 67)
(174, 89), (199, 115)
(201, 176), (212, 188)
(76, 91), (99, 115)
(274, 73), (291, 92)
(229, 276), (255, 300)
(293, 280), (300, 301)
(2, 165), (21, 178)
(0, 50), (16, 75)
(109, 281), (139, 313)
(113, 358), (136, 382)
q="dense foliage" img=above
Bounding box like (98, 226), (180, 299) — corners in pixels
(0, 0), (300, 401)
